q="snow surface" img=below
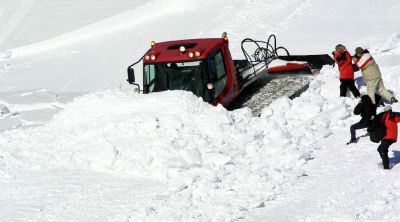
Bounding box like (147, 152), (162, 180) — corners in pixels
(1, 0), (400, 221)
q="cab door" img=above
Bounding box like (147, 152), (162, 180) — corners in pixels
(207, 49), (227, 99)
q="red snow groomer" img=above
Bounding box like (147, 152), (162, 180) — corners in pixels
(127, 33), (333, 107)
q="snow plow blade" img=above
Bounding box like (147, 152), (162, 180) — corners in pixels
(272, 54), (334, 74)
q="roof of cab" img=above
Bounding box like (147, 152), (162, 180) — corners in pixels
(144, 38), (226, 63)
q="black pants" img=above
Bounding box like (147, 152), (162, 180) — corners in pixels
(350, 121), (369, 140)
(377, 139), (396, 169)
(340, 79), (360, 98)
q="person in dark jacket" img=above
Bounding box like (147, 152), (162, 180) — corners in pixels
(332, 44), (360, 98)
(348, 95), (377, 144)
(376, 105), (400, 169)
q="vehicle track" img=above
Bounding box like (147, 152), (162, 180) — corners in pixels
(0, 0), (36, 49)
(229, 73), (315, 116)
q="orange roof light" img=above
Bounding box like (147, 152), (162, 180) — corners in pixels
(222, 32), (228, 42)
(151, 41), (156, 48)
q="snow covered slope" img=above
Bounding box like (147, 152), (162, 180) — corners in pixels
(0, 0), (148, 50)
(1, 0), (400, 221)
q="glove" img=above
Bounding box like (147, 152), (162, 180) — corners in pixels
(352, 64), (359, 72)
(335, 52), (347, 62)
(389, 111), (399, 119)
(332, 51), (335, 56)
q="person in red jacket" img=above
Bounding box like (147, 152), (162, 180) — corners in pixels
(332, 44), (360, 98)
(376, 105), (400, 169)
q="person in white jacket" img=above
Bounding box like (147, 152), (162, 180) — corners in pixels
(353, 47), (397, 104)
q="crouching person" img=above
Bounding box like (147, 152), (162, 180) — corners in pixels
(376, 105), (400, 169)
(348, 95), (377, 144)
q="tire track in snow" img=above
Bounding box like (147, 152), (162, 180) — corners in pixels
(1, 0), (201, 59)
(270, 0), (313, 33)
(0, 0), (36, 50)
(206, 0), (309, 58)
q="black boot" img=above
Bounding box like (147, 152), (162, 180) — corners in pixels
(347, 138), (358, 145)
(391, 97), (398, 103)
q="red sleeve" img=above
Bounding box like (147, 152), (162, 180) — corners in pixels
(334, 54), (344, 66)
(394, 116), (400, 123)
(334, 52), (351, 66)
(345, 52), (352, 66)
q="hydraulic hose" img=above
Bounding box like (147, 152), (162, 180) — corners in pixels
(240, 34), (290, 74)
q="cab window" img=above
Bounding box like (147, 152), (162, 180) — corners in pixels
(144, 64), (156, 92)
(209, 51), (227, 96)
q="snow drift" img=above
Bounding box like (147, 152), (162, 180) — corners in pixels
(4, 63), (394, 220)
(0, 89), (306, 221)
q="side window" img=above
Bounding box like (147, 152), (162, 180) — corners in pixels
(209, 51), (227, 96)
(144, 64), (155, 92)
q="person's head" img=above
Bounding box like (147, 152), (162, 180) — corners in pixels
(335, 44), (346, 53)
(360, 95), (372, 104)
(384, 105), (392, 112)
(355, 47), (364, 56)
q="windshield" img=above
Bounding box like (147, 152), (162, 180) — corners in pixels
(144, 60), (210, 101)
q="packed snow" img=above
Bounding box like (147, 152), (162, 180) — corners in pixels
(1, 0), (400, 221)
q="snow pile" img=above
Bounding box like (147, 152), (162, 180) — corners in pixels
(0, 64), (370, 221)
(0, 89), (303, 220)
(1, 62), (399, 221)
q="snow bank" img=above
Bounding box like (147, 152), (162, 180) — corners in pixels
(1, 65), (400, 220)
(0, 89), (309, 221)
(0, 65), (370, 221)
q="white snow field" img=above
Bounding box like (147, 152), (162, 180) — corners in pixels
(1, 0), (400, 221)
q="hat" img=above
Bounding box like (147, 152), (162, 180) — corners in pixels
(355, 47), (364, 54)
(335, 44), (345, 50)
(384, 105), (392, 112)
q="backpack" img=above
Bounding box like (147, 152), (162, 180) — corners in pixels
(369, 112), (387, 143)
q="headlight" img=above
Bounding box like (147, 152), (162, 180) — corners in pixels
(222, 32), (228, 42)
